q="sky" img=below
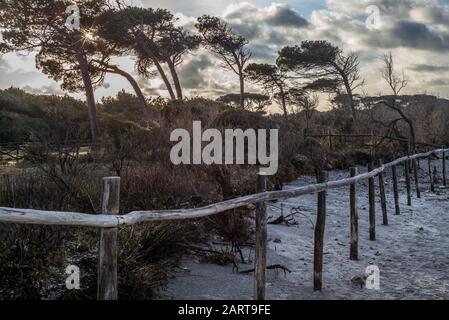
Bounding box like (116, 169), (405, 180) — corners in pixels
(1, 0), (449, 111)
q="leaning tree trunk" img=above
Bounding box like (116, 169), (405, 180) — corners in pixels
(108, 66), (160, 124)
(167, 60), (183, 100)
(389, 102), (416, 152)
(136, 37), (177, 100)
(154, 61), (176, 101)
(334, 62), (356, 132)
(75, 50), (100, 143)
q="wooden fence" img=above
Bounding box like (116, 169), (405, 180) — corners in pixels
(305, 133), (441, 152)
(0, 141), (95, 163)
(0, 148), (448, 300)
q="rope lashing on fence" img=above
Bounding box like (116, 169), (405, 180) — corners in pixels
(0, 149), (448, 228)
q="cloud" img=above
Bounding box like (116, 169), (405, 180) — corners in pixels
(138, 0), (236, 17)
(427, 79), (449, 86)
(412, 64), (449, 72)
(265, 5), (309, 27)
(248, 44), (278, 60)
(21, 85), (64, 95)
(390, 21), (449, 51)
(2, 0), (449, 104)
(136, 77), (163, 96)
(0, 56), (42, 88)
(179, 54), (213, 88)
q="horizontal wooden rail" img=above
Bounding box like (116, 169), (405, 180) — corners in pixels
(305, 133), (441, 148)
(1, 148), (448, 228)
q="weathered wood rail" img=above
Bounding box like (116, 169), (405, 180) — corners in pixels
(0, 140), (96, 163)
(0, 148), (448, 300)
(305, 133), (441, 148)
(305, 133), (440, 155)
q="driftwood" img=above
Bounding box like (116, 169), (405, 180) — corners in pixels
(268, 206), (303, 226)
(240, 264), (292, 275)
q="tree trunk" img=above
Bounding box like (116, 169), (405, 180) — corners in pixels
(136, 37), (176, 100)
(167, 60), (183, 100)
(75, 50), (100, 143)
(154, 61), (176, 101)
(387, 101), (416, 152)
(342, 77), (356, 131)
(279, 87), (288, 121)
(239, 70), (245, 110)
(333, 62), (356, 131)
(108, 66), (159, 123)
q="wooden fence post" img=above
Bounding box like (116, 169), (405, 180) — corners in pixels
(370, 130), (375, 159)
(254, 173), (267, 300)
(98, 176), (120, 300)
(412, 159), (421, 198)
(428, 156), (435, 192)
(314, 170), (328, 291)
(368, 162), (376, 241)
(349, 167), (358, 261)
(392, 165), (400, 215)
(404, 160), (412, 206)
(442, 148), (447, 186)
(434, 165), (438, 186)
(377, 160), (388, 225)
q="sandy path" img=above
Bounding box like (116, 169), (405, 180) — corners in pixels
(162, 160), (449, 300)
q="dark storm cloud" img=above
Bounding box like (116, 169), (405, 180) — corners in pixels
(363, 20), (449, 51)
(229, 23), (264, 41)
(265, 6), (309, 28)
(224, 4), (309, 43)
(391, 21), (449, 51)
(266, 30), (290, 46)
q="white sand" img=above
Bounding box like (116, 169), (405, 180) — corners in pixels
(163, 160), (449, 300)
